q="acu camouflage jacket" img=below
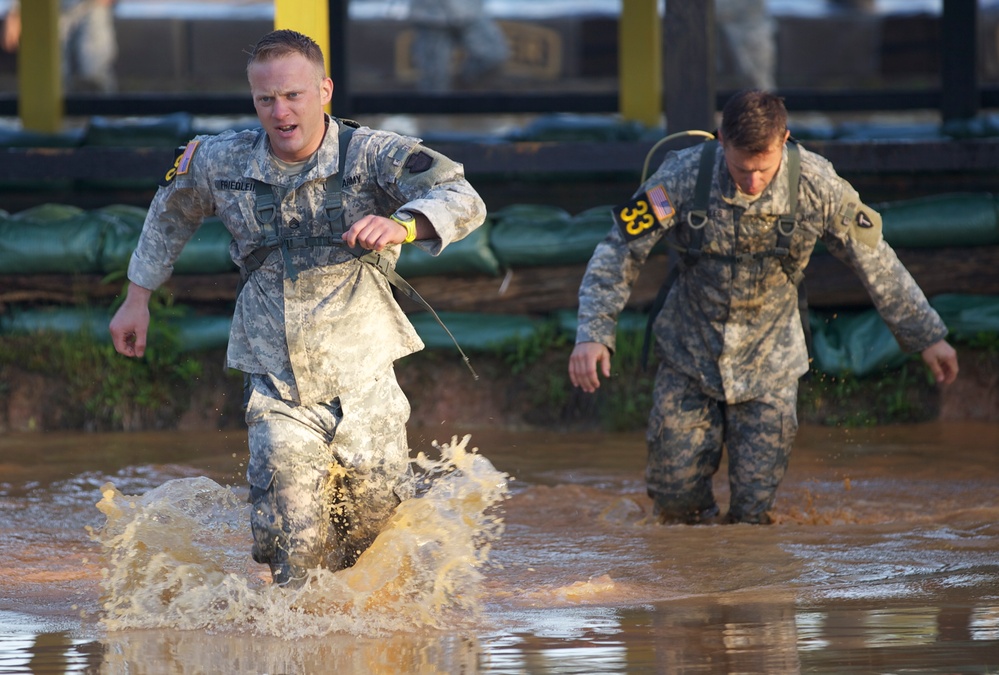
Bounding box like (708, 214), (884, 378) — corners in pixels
(128, 116), (486, 405)
(576, 141), (947, 404)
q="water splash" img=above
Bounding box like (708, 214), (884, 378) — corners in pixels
(91, 435), (509, 637)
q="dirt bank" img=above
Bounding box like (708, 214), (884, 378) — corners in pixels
(1, 341), (996, 434)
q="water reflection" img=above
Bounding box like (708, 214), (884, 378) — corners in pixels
(1, 423), (998, 673)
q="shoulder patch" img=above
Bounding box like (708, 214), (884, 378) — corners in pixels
(404, 150), (433, 174)
(645, 183), (675, 224)
(161, 140), (200, 187)
(613, 193), (660, 241)
(841, 198), (882, 250)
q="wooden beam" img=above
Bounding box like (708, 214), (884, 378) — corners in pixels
(664, 0), (716, 133)
(941, 0), (978, 121)
(18, 0), (62, 133)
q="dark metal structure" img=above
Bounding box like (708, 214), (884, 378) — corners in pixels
(0, 0), (987, 123)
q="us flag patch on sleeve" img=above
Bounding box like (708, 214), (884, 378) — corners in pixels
(645, 183), (675, 224)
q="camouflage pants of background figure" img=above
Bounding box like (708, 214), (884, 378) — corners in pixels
(645, 363), (798, 524)
(413, 18), (509, 92)
(244, 371), (412, 587)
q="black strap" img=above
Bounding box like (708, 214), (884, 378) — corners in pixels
(682, 140), (717, 266)
(640, 139), (803, 371)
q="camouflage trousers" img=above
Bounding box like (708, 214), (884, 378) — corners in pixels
(244, 370), (412, 582)
(646, 363), (798, 524)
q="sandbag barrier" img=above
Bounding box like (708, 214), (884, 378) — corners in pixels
(4, 192), (998, 278)
(3, 192), (999, 377)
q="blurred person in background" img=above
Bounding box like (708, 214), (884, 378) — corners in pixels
(408, 0), (509, 92)
(2, 0), (118, 93)
(716, 0), (777, 91)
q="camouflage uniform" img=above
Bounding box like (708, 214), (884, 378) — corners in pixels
(128, 116), (486, 580)
(408, 0), (509, 92)
(576, 142), (947, 523)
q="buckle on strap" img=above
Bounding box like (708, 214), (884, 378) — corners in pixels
(777, 214), (796, 237)
(686, 210), (709, 229)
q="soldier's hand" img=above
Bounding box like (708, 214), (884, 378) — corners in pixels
(921, 339), (959, 386)
(109, 284), (153, 358)
(344, 215), (407, 252)
(569, 341), (612, 393)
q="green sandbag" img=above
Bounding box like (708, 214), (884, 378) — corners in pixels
(172, 218), (238, 275)
(809, 309), (909, 377)
(930, 293), (999, 335)
(407, 311), (541, 351)
(97, 204), (147, 273)
(554, 308), (650, 338)
(0, 306), (109, 337)
(490, 204), (613, 268)
(0, 306), (231, 352)
(171, 314), (233, 351)
(396, 219), (501, 278)
(0, 204), (104, 274)
(876, 193), (999, 248)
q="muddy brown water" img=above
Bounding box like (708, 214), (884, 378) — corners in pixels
(0, 422), (998, 673)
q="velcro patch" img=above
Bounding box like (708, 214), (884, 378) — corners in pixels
(404, 150), (433, 174)
(845, 201), (882, 250)
(613, 194), (660, 241)
(645, 183), (675, 224)
(160, 141), (200, 187)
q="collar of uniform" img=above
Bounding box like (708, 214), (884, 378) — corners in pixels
(243, 115), (340, 188)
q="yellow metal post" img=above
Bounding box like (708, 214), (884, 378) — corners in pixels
(274, 0), (332, 113)
(619, 0), (663, 128)
(19, 0), (62, 133)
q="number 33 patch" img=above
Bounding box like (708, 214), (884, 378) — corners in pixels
(613, 184), (674, 241)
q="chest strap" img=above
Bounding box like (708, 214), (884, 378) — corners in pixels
(640, 139), (803, 370)
(241, 119), (477, 379)
(679, 140), (801, 276)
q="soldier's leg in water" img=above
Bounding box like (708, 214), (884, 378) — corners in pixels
(330, 369), (413, 566)
(646, 363), (725, 524)
(244, 375), (341, 587)
(724, 382), (798, 524)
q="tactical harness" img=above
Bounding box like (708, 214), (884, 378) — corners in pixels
(241, 118), (477, 379)
(640, 139), (806, 369)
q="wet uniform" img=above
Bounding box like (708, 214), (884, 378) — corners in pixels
(128, 116), (486, 577)
(576, 141), (947, 523)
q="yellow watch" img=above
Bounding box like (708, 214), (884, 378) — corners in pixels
(391, 210), (418, 243)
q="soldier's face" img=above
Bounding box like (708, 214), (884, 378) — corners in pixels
(721, 130), (790, 196)
(249, 53), (334, 162)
